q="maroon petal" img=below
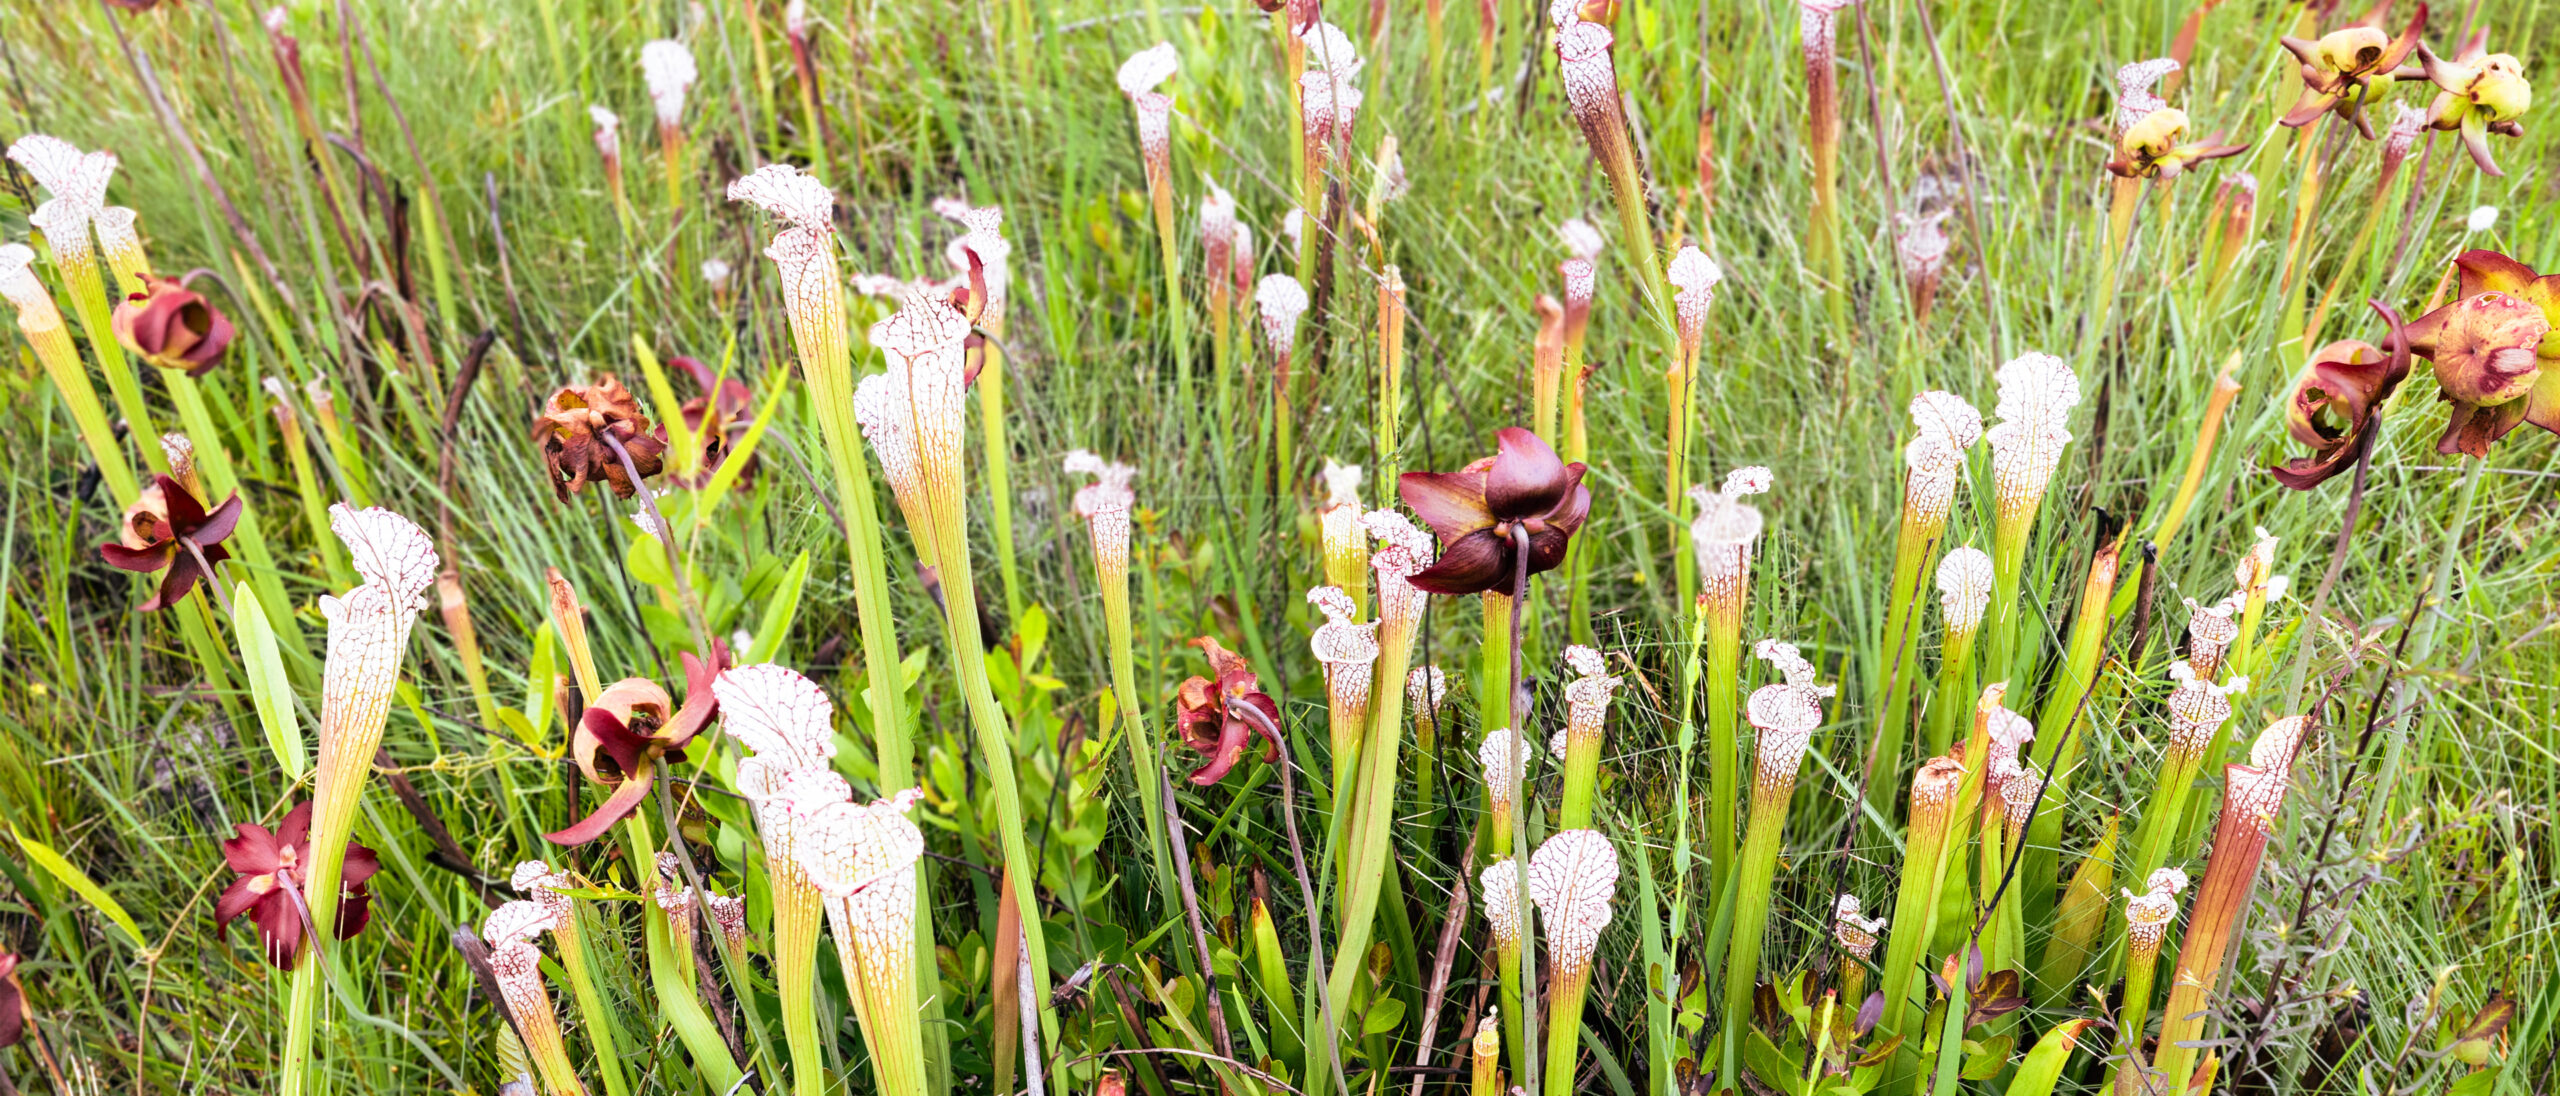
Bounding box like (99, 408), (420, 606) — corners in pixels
(0, 974), (21, 1047)
(1484, 427), (1570, 519)
(664, 644), (728, 745)
(141, 550), (207, 612)
(1187, 717), (1253, 786)
(583, 707), (659, 779)
(276, 802), (316, 847)
(1406, 529), (1514, 596)
(214, 875), (266, 927)
(191, 493), (244, 547)
(2453, 249), (2542, 298)
(98, 541), (174, 574)
(543, 773), (657, 845)
(250, 892), (304, 969)
(156, 476), (207, 528)
(1524, 527), (1574, 576)
(1241, 694), (1284, 762)
(1544, 475), (1592, 535)
(221, 822), (282, 875)
(339, 841), (381, 890)
(334, 889), (373, 941)
(1396, 469), (1493, 545)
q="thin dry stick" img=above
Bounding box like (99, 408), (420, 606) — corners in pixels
(1910, 0), (2001, 346)
(1406, 862), (1473, 1096)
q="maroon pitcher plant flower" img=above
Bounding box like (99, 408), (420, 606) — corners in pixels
(1397, 427), (1591, 595)
(98, 474), (241, 611)
(111, 276), (237, 376)
(1174, 636), (1282, 785)
(672, 355), (757, 487)
(217, 802), (379, 969)
(534, 374), (670, 501)
(2403, 250), (2559, 457)
(548, 641), (728, 844)
(2273, 304), (2414, 488)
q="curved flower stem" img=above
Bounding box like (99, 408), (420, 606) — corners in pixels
(602, 431), (714, 656)
(1224, 700), (1353, 1096)
(1505, 525), (1541, 1096)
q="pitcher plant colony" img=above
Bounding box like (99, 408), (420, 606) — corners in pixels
(0, 0), (2552, 1095)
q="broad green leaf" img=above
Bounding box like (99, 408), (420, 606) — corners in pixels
(14, 828), (145, 948)
(230, 581), (305, 779)
(523, 622), (558, 746)
(631, 334), (696, 476)
(746, 550), (812, 664)
(625, 531), (676, 588)
(1361, 996), (1406, 1036)
(2005, 1018), (2094, 1096)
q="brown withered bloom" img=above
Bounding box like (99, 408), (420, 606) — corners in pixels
(546, 641), (728, 844)
(1173, 636), (1282, 785)
(672, 355), (757, 487)
(98, 473), (241, 611)
(534, 374), (669, 500)
(1397, 427), (1591, 595)
(2273, 306), (2413, 489)
(2402, 249), (2559, 457)
(112, 275), (237, 376)
(2277, 4), (2426, 137)
(216, 802), (380, 969)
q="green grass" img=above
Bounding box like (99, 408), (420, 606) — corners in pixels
(0, 0), (2555, 1093)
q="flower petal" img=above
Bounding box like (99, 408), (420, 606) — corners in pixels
(214, 874), (265, 927)
(1396, 469), (1492, 546)
(250, 891), (304, 969)
(191, 492), (244, 548)
(141, 550), (207, 612)
(2454, 249), (2541, 297)
(222, 821), (281, 875)
(1485, 427), (1570, 518)
(1406, 529), (1512, 596)
(334, 889), (374, 942)
(97, 542), (174, 573)
(544, 772), (658, 845)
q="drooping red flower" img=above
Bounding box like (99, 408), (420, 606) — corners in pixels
(546, 640), (729, 844)
(2402, 250), (2560, 458)
(97, 474), (242, 612)
(2273, 308), (2414, 489)
(111, 276), (237, 376)
(216, 802), (379, 969)
(1395, 427), (1592, 595)
(1173, 637), (1282, 785)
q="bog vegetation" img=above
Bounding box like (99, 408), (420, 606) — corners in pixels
(0, 0), (2553, 1094)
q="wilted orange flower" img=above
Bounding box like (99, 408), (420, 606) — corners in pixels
(533, 374), (669, 500)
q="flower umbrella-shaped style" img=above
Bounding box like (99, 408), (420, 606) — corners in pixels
(2106, 103), (2248, 179)
(216, 802), (380, 969)
(1174, 636), (1283, 784)
(546, 641), (728, 844)
(1398, 427), (1591, 595)
(2399, 28), (2533, 174)
(98, 474), (241, 612)
(2401, 250), (2560, 457)
(2277, 4), (2427, 137)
